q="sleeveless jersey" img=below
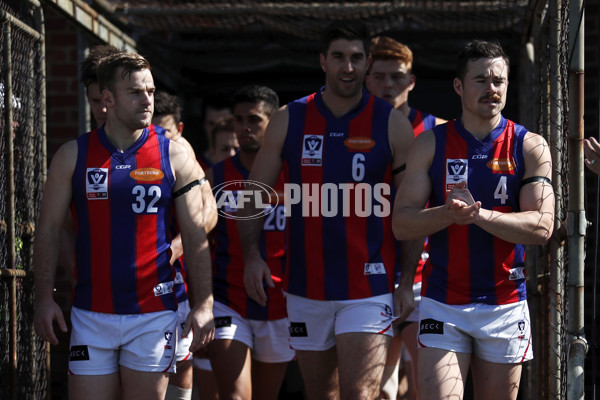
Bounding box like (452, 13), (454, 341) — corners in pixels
(153, 123), (189, 304)
(409, 108), (440, 283)
(71, 126), (178, 314)
(281, 88), (396, 300)
(211, 154), (287, 320)
(408, 108), (438, 136)
(423, 116), (528, 305)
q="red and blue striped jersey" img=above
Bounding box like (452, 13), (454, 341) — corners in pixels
(393, 108), (440, 286)
(423, 116), (528, 305)
(71, 126), (178, 314)
(281, 88), (396, 300)
(211, 154), (287, 320)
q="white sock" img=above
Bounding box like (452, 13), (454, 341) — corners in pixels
(165, 384), (192, 400)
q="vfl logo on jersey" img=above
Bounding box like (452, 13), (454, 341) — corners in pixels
(153, 281), (174, 297)
(364, 263), (386, 275)
(69, 345), (90, 361)
(302, 134), (323, 166)
(130, 167), (164, 182)
(487, 158), (516, 174)
(344, 136), (376, 152)
(86, 168), (108, 200)
(446, 158), (468, 190)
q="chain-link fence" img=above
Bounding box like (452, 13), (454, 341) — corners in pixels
(0, 0), (47, 399)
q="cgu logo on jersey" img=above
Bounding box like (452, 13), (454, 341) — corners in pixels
(487, 158), (516, 174)
(302, 134), (323, 166)
(445, 159), (468, 190)
(213, 180), (279, 220)
(130, 167), (164, 182)
(86, 168), (109, 199)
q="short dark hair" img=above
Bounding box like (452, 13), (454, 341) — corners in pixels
(231, 85), (279, 117)
(210, 115), (235, 148)
(456, 40), (510, 81)
(321, 20), (371, 55)
(201, 93), (232, 118)
(154, 91), (181, 123)
(96, 52), (151, 93)
(80, 44), (120, 89)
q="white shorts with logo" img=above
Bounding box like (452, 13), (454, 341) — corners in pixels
(68, 307), (178, 375)
(285, 292), (394, 351)
(417, 297), (533, 364)
(210, 301), (295, 363)
(175, 300), (193, 362)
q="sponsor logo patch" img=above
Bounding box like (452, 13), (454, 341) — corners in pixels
(69, 345), (90, 361)
(130, 167), (164, 182)
(215, 316), (232, 328)
(420, 318), (444, 335)
(487, 158), (516, 173)
(344, 136), (375, 151)
(289, 322), (308, 337)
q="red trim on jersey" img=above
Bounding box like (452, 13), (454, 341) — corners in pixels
(346, 96), (375, 297)
(444, 122), (471, 305)
(301, 94), (327, 300)
(411, 110), (425, 136)
(134, 131), (165, 313)
(491, 120), (517, 175)
(86, 132), (114, 312)
(493, 206), (520, 303)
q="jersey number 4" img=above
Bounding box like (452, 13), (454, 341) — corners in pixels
(494, 176), (508, 205)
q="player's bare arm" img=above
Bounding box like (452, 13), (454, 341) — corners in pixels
(33, 140), (77, 345)
(238, 106), (288, 306)
(388, 109), (426, 321)
(474, 132), (555, 245)
(170, 140), (215, 351)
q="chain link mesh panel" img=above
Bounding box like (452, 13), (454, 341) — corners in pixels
(0, 1), (47, 398)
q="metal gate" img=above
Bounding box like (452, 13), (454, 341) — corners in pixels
(0, 0), (47, 399)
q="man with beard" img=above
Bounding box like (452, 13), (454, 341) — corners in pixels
(34, 52), (215, 400)
(393, 40), (555, 399)
(238, 21), (419, 399)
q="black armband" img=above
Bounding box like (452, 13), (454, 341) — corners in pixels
(521, 176), (552, 188)
(392, 164), (406, 175)
(173, 177), (206, 198)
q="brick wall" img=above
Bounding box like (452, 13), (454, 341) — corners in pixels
(43, 5), (80, 398)
(44, 5), (80, 159)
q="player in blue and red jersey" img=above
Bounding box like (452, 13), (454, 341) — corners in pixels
(393, 40), (555, 400)
(366, 36), (447, 400)
(204, 85), (293, 400)
(34, 52), (215, 400)
(238, 21), (419, 399)
(152, 90), (218, 400)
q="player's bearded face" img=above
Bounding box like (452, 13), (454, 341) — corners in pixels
(322, 39), (368, 99)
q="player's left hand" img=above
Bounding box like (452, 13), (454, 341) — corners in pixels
(393, 283), (415, 324)
(183, 302), (215, 353)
